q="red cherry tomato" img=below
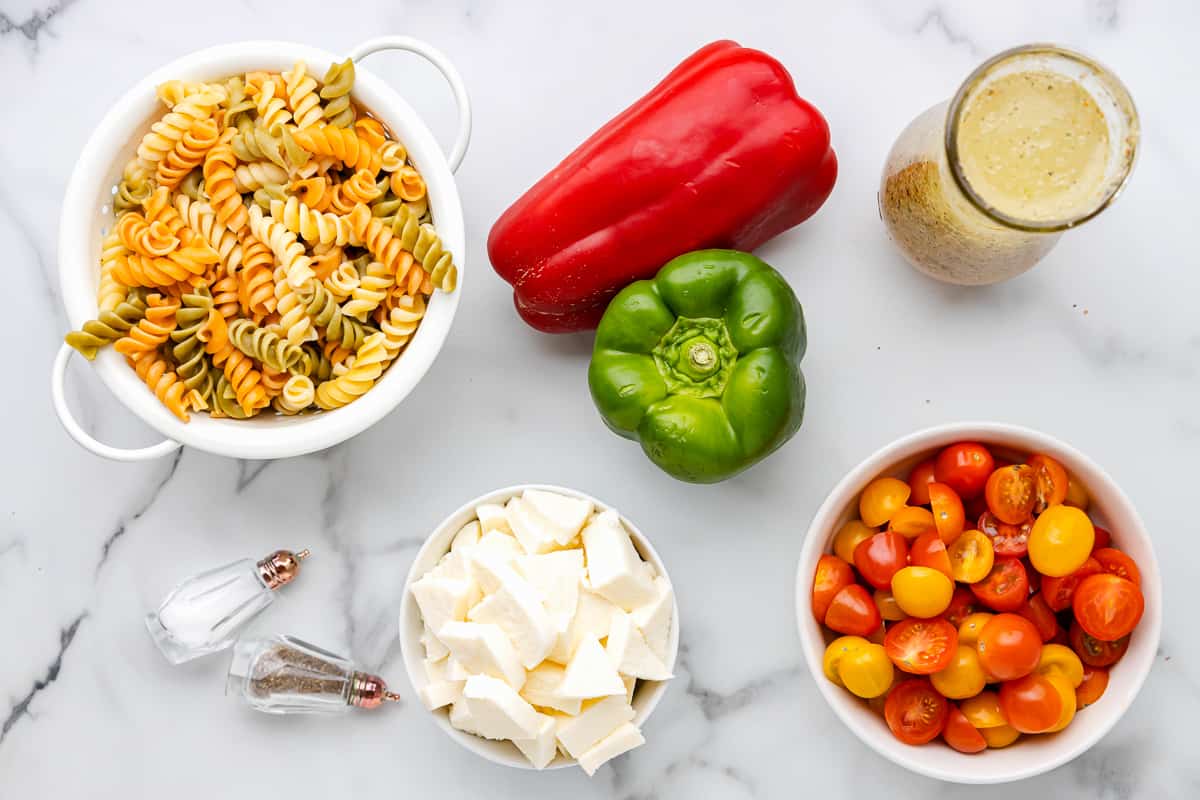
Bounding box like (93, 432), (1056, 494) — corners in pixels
(884, 679), (949, 745)
(999, 673), (1065, 734)
(1076, 665), (1109, 707)
(1041, 556), (1103, 612)
(970, 558), (1030, 613)
(825, 584), (882, 637)
(1092, 526), (1112, 551)
(976, 613), (1042, 681)
(942, 706), (987, 754)
(1026, 453), (1069, 514)
(934, 442), (995, 499)
(928, 483), (966, 544)
(1069, 620), (1130, 667)
(977, 511), (1032, 558)
(1073, 574), (1144, 641)
(908, 459), (938, 506)
(1016, 593), (1057, 642)
(884, 618), (959, 675)
(854, 531), (909, 591)
(812, 554), (855, 622)
(909, 532), (954, 579)
(944, 587), (981, 628)
(1092, 548), (1142, 586)
(985, 465), (1037, 525)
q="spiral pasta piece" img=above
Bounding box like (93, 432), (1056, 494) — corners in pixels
(250, 76), (292, 133)
(114, 293), (180, 358)
(391, 204), (457, 292)
(175, 196), (243, 275)
(310, 243), (344, 282)
(297, 278), (370, 352)
(319, 59), (356, 128)
(211, 374), (252, 419)
(315, 332), (387, 410)
(272, 264), (315, 345)
(236, 231), (278, 320)
(291, 124), (380, 174)
(282, 61), (323, 130)
(248, 203), (313, 288)
(378, 140), (407, 172)
(114, 159), (153, 213)
(332, 169), (383, 214)
(116, 212), (180, 257)
(130, 351), (203, 421)
(346, 202), (415, 284)
(290, 177), (333, 212)
(389, 166), (427, 202)
(274, 374), (315, 414)
(97, 231), (130, 311)
(232, 116), (286, 169)
(227, 317), (306, 372)
(65, 293), (149, 360)
(170, 287), (216, 404)
(267, 196), (358, 248)
(354, 118), (387, 150)
(378, 294), (426, 363)
(233, 161), (288, 193)
(156, 80), (228, 108)
(323, 260), (359, 302)
(157, 116), (220, 190)
(203, 141), (249, 233)
(211, 272), (240, 320)
(178, 170), (207, 201)
(204, 310), (268, 415)
(260, 366), (288, 398)
(136, 90), (222, 170)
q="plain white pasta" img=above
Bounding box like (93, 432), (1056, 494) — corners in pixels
(274, 374), (315, 414)
(233, 161), (289, 193)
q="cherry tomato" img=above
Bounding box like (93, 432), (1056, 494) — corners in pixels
(999, 673), (1064, 734)
(1036, 643), (1084, 688)
(1076, 665), (1109, 707)
(812, 554), (855, 622)
(985, 465), (1037, 525)
(1092, 548), (1142, 586)
(928, 483), (965, 543)
(822, 635), (868, 687)
(1028, 505), (1095, 577)
(1044, 672), (1077, 732)
(1026, 453), (1070, 514)
(1074, 574), (1144, 640)
(977, 511), (1032, 558)
(860, 478), (911, 527)
(981, 724), (1020, 748)
(942, 706), (987, 754)
(1016, 593), (1058, 642)
(840, 643), (895, 699)
(1040, 556), (1102, 612)
(957, 612), (994, 647)
(934, 442), (995, 499)
(907, 459), (938, 506)
(931, 645), (987, 699)
(854, 532), (909, 590)
(1091, 526), (1112, 551)
(833, 520), (875, 564)
(960, 690), (1006, 729)
(947, 530), (994, 584)
(884, 678), (949, 745)
(909, 532), (953, 579)
(1065, 476), (1090, 510)
(891, 566), (954, 618)
(888, 506), (936, 540)
(970, 558), (1029, 613)
(976, 613), (1042, 681)
(944, 587), (980, 628)
(885, 617), (959, 674)
(1069, 621), (1130, 667)
(873, 588), (906, 622)
(825, 584), (882, 637)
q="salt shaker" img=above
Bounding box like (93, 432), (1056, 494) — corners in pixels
(226, 634), (400, 714)
(145, 549), (309, 664)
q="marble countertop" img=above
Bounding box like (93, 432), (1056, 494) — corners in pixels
(3, 0), (1197, 797)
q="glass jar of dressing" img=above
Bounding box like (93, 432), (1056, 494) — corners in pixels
(879, 44), (1138, 285)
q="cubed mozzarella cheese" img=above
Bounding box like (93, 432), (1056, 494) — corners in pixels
(554, 694), (635, 758)
(518, 550), (583, 630)
(450, 520), (482, 552)
(467, 573), (556, 668)
(431, 549), (470, 581)
(548, 588), (618, 664)
(437, 621), (526, 690)
(522, 490), (594, 545)
(420, 624), (450, 662)
(577, 723), (645, 776)
(444, 658), (471, 682)
(558, 635), (626, 700)
(631, 576), (674, 662)
(448, 699), (479, 735)
(468, 546), (523, 595)
(419, 681), (462, 711)
(582, 511), (656, 610)
(606, 610), (673, 681)
(476, 529), (523, 559)
(505, 497), (560, 555)
(513, 713), (557, 769)
(460, 675), (541, 740)
(411, 575), (475, 634)
(520, 662), (583, 716)
(476, 503), (512, 535)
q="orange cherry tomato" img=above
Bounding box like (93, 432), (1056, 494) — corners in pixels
(928, 483), (965, 543)
(1076, 665), (1109, 708)
(999, 673), (1065, 734)
(908, 459), (938, 506)
(934, 442), (995, 499)
(942, 706), (987, 754)
(884, 618), (958, 675)
(1069, 621), (1130, 667)
(977, 511), (1032, 558)
(833, 520), (876, 564)
(1026, 453), (1070, 514)
(985, 465), (1037, 525)
(884, 678), (949, 745)
(888, 506), (937, 539)
(909, 532), (954, 579)
(825, 584), (882, 637)
(1074, 574), (1144, 641)
(1092, 548), (1142, 586)
(970, 557), (1029, 613)
(812, 554), (855, 622)
(944, 587), (981, 628)
(859, 478), (911, 527)
(874, 588), (906, 621)
(1016, 593), (1058, 642)
(1041, 556), (1102, 612)
(957, 612), (994, 647)
(960, 690), (1006, 729)
(854, 531), (909, 591)
(1091, 526), (1112, 551)
(976, 613), (1042, 681)
(947, 530), (994, 584)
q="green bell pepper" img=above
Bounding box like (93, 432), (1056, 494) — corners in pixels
(588, 250), (806, 483)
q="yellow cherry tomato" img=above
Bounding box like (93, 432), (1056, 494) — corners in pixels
(960, 690), (1006, 728)
(1044, 671), (1077, 732)
(1037, 644), (1084, 688)
(840, 643), (895, 699)
(833, 520), (876, 564)
(859, 478), (911, 527)
(947, 529), (994, 584)
(822, 636), (868, 687)
(931, 645), (988, 699)
(1065, 476), (1090, 510)
(873, 588), (907, 622)
(891, 566), (954, 618)
(1028, 505), (1095, 577)
(957, 612), (994, 647)
(888, 506), (936, 539)
(981, 724), (1021, 748)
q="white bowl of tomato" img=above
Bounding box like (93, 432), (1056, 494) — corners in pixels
(794, 422), (1161, 784)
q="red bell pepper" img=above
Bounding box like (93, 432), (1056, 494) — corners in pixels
(488, 40), (837, 333)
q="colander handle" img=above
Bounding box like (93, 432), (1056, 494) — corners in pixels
(347, 36), (472, 173)
(51, 343), (181, 462)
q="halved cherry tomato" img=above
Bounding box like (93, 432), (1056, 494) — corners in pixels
(833, 520), (875, 564)
(909, 532), (953, 579)
(884, 617), (958, 674)
(947, 530), (994, 584)
(1092, 526), (1112, 551)
(985, 465), (1037, 525)
(825, 584), (882, 637)
(860, 478), (911, 527)
(839, 643), (895, 699)
(976, 613), (1041, 681)
(873, 588), (906, 621)
(931, 645), (987, 699)
(960, 690), (1006, 728)
(981, 724), (1020, 748)
(957, 612), (993, 647)
(944, 587), (980, 628)
(1044, 672), (1077, 732)
(1092, 548), (1142, 586)
(907, 459), (938, 506)
(1041, 556), (1102, 612)
(942, 706), (987, 754)
(1076, 665), (1109, 707)
(999, 673), (1064, 733)
(888, 506), (937, 539)
(854, 531), (909, 590)
(934, 442), (995, 499)
(1036, 643), (1084, 688)
(812, 554), (855, 622)
(977, 511), (1032, 558)
(1016, 593), (1058, 642)
(928, 483), (965, 543)
(970, 558), (1029, 613)
(822, 635), (868, 687)
(891, 566), (954, 618)
(1026, 453), (1069, 514)
(1074, 574), (1144, 640)
(1028, 505), (1095, 577)
(884, 678), (949, 745)
(1069, 620), (1130, 667)
(1065, 476), (1090, 510)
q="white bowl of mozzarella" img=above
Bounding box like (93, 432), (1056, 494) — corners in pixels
(399, 485), (679, 774)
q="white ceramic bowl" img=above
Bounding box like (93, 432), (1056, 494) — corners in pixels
(794, 422), (1161, 784)
(51, 37), (472, 461)
(399, 484), (680, 770)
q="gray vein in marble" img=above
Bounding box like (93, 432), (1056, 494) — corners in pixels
(680, 649), (802, 721)
(913, 6), (980, 56)
(0, 535), (26, 562)
(0, 612), (85, 747)
(0, 0), (77, 48)
(1089, 0), (1120, 29)
(95, 448), (184, 574)
(235, 459), (273, 493)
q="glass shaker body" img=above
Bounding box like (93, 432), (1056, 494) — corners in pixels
(227, 635), (357, 714)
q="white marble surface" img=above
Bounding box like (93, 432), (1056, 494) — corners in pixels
(2, 0), (1198, 797)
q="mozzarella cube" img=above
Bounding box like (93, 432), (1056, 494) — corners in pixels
(460, 675), (541, 740)
(631, 576), (674, 662)
(522, 490), (594, 545)
(513, 713), (557, 769)
(437, 621), (526, 690)
(419, 681), (462, 711)
(505, 497), (560, 555)
(476, 530), (523, 559)
(558, 634), (626, 700)
(450, 521), (482, 552)
(468, 546), (523, 595)
(577, 723), (644, 776)
(467, 573), (556, 668)
(548, 589), (618, 664)
(606, 610), (673, 681)
(448, 699), (477, 734)
(476, 503), (512, 536)
(518, 550), (583, 630)
(432, 549), (470, 581)
(411, 575), (475, 634)
(420, 624), (450, 662)
(554, 694), (635, 758)
(444, 658), (471, 682)
(520, 662), (582, 716)
(582, 511), (655, 610)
